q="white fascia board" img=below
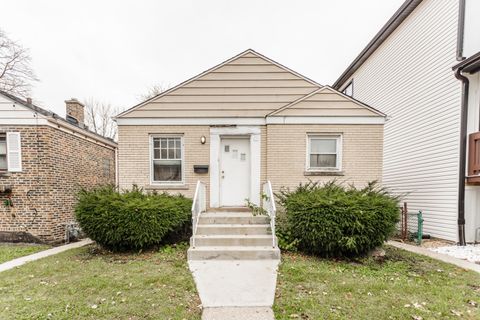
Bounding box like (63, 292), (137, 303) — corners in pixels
(0, 118), (50, 125)
(47, 118), (117, 148)
(117, 117), (385, 126)
(210, 126), (261, 135)
(116, 117), (267, 126)
(0, 117), (116, 149)
(266, 116), (386, 125)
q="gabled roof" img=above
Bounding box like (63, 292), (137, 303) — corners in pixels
(0, 90), (116, 146)
(0, 90), (54, 118)
(333, 0), (423, 89)
(268, 86), (386, 117)
(116, 49), (322, 119)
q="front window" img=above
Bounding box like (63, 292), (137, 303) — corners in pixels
(152, 136), (183, 183)
(307, 135), (342, 171)
(0, 134), (6, 171)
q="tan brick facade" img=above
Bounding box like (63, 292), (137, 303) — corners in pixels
(266, 124), (383, 191)
(0, 125), (115, 243)
(118, 125), (211, 199)
(118, 124), (383, 206)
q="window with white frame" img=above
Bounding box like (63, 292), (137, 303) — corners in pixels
(307, 135), (342, 171)
(152, 136), (183, 183)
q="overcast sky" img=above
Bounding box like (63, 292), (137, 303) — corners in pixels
(1, 0), (404, 116)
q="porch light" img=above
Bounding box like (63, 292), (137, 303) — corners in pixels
(200, 136), (206, 144)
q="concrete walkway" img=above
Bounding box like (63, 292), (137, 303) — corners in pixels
(189, 259), (279, 307)
(0, 239), (93, 273)
(189, 259), (279, 320)
(388, 240), (480, 273)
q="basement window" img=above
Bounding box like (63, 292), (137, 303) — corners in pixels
(0, 134), (6, 171)
(307, 134), (342, 171)
(151, 136), (184, 184)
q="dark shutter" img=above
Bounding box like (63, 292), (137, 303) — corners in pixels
(467, 132), (480, 183)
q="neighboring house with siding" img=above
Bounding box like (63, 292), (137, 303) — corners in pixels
(115, 49), (385, 209)
(333, 0), (480, 243)
(0, 92), (117, 243)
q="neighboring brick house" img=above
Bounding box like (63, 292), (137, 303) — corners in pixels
(0, 91), (117, 243)
(115, 49), (385, 208)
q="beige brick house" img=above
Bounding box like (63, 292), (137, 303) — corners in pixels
(0, 92), (116, 243)
(116, 49), (385, 208)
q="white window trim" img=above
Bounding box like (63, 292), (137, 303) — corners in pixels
(149, 134), (185, 185)
(306, 134), (343, 172)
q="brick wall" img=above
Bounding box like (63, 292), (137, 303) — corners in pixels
(65, 99), (85, 125)
(118, 124), (383, 207)
(118, 125), (210, 199)
(0, 125), (115, 242)
(266, 124), (384, 192)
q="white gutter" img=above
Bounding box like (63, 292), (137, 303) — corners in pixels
(47, 117), (117, 149)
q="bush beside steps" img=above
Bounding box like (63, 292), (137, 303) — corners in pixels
(276, 181), (400, 257)
(75, 185), (192, 252)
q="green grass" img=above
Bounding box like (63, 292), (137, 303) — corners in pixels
(0, 243), (50, 264)
(0, 243), (201, 320)
(274, 245), (480, 320)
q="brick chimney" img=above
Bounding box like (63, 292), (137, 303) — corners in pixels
(65, 98), (85, 126)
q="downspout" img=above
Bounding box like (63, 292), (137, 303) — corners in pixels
(456, 0), (466, 61)
(454, 68), (469, 246)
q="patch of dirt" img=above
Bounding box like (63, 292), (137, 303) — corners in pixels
(391, 237), (455, 248)
(419, 238), (455, 248)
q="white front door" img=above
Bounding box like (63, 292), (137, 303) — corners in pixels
(220, 137), (251, 206)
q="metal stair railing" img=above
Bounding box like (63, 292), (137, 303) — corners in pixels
(191, 181), (206, 248)
(262, 181), (277, 248)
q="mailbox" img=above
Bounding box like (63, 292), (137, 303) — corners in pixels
(193, 165), (209, 174)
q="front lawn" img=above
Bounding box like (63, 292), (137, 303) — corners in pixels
(275, 245), (480, 319)
(0, 243), (50, 264)
(0, 243), (201, 320)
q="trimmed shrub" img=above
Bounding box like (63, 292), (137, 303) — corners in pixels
(75, 185), (192, 251)
(276, 181), (400, 257)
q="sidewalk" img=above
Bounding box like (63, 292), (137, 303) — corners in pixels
(0, 239), (93, 273)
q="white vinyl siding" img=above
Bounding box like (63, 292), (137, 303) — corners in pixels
(338, 0), (461, 241)
(343, 81), (353, 97)
(465, 69), (480, 241)
(122, 52), (319, 119)
(0, 94), (42, 124)
(463, 0), (480, 58)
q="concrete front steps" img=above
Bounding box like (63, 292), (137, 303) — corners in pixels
(188, 211), (280, 260)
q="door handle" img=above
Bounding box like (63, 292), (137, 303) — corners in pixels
(221, 170), (225, 179)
